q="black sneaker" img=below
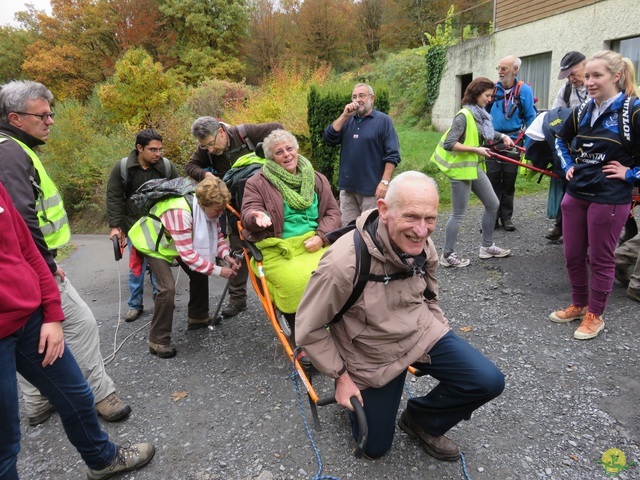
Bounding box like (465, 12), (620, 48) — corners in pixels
(87, 443), (155, 480)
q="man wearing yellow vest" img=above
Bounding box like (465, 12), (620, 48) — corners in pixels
(0, 80), (131, 426)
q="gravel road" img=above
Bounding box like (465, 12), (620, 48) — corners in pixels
(16, 192), (639, 480)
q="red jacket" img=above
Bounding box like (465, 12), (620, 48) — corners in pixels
(0, 182), (64, 338)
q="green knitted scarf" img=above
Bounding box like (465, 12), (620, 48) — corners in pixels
(262, 154), (315, 210)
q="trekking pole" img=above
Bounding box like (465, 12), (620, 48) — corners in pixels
(208, 251), (243, 328)
(488, 150), (561, 179)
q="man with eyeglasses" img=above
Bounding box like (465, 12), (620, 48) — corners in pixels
(0, 80), (133, 426)
(486, 55), (537, 232)
(324, 83), (400, 226)
(186, 116), (283, 318)
(106, 129), (179, 324)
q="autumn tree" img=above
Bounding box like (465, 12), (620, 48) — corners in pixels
(243, 0), (289, 81)
(0, 26), (35, 83)
(356, 0), (384, 59)
(292, 0), (357, 70)
(98, 48), (184, 127)
(159, 0), (249, 85)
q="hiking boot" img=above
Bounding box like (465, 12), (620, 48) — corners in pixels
(439, 253), (470, 268)
(87, 442), (155, 480)
(502, 219), (516, 231)
(615, 266), (630, 286)
(479, 244), (511, 259)
(28, 403), (55, 427)
(125, 309), (142, 322)
(626, 288), (640, 303)
(148, 342), (177, 358)
(397, 410), (460, 461)
(549, 305), (587, 323)
(96, 393), (131, 422)
(187, 316), (211, 330)
(574, 312), (605, 340)
(545, 226), (562, 241)
(221, 302), (247, 317)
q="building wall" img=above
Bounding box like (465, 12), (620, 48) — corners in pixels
(495, 0), (601, 31)
(431, 0), (638, 131)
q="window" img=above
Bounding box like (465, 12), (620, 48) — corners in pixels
(611, 36), (640, 78)
(518, 52), (552, 110)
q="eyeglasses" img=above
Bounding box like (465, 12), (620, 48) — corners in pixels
(14, 111), (55, 121)
(198, 133), (219, 150)
(147, 147), (163, 154)
(351, 93), (372, 100)
(496, 66), (511, 72)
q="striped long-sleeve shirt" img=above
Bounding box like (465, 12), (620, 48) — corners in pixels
(160, 208), (230, 276)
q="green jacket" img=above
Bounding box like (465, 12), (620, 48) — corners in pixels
(430, 108), (480, 180)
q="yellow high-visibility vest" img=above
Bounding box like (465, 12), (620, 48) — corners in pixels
(0, 135), (70, 248)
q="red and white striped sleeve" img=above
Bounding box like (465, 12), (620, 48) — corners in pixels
(160, 208), (224, 276)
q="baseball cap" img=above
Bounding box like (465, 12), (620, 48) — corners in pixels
(558, 51), (586, 80)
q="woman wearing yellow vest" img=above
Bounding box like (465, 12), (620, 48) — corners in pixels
(431, 77), (514, 267)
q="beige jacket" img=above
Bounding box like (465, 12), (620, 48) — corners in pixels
(295, 209), (449, 390)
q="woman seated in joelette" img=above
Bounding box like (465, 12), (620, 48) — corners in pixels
(241, 129), (341, 338)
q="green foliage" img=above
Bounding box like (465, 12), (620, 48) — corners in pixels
(307, 83), (390, 189)
(227, 62), (331, 146)
(0, 26), (33, 83)
(366, 48), (428, 124)
(425, 45), (447, 109)
(187, 78), (251, 119)
(98, 48), (184, 128)
(43, 99), (130, 220)
(160, 0), (249, 84)
(424, 5), (455, 47)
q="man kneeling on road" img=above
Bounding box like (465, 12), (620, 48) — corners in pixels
(296, 171), (505, 460)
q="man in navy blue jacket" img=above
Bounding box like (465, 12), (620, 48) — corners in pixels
(487, 55), (537, 231)
(324, 83), (400, 226)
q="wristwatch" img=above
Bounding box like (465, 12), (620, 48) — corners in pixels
(380, 180), (390, 186)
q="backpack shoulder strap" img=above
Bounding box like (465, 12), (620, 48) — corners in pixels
(563, 82), (572, 105)
(162, 157), (171, 179)
(331, 228), (370, 323)
(236, 124), (255, 151)
(120, 157), (129, 190)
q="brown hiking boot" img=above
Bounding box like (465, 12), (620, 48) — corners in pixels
(221, 302), (247, 317)
(187, 316), (211, 330)
(124, 309), (142, 322)
(397, 410), (460, 461)
(96, 393), (131, 422)
(87, 442), (155, 480)
(148, 342), (177, 358)
(574, 312), (605, 340)
(549, 305), (587, 323)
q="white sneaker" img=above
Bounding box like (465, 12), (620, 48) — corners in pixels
(479, 244), (511, 259)
(439, 253), (470, 268)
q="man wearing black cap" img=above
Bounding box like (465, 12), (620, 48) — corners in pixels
(552, 51), (587, 109)
(545, 51), (587, 241)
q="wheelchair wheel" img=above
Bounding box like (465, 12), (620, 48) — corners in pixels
(275, 308), (292, 337)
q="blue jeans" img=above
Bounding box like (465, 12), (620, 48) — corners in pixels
(349, 331), (505, 459)
(0, 310), (116, 478)
(128, 238), (158, 311)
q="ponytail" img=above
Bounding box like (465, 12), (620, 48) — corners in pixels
(620, 58), (639, 97)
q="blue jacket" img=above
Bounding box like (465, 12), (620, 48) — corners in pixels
(324, 110), (400, 196)
(555, 94), (640, 205)
(488, 79), (537, 138)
